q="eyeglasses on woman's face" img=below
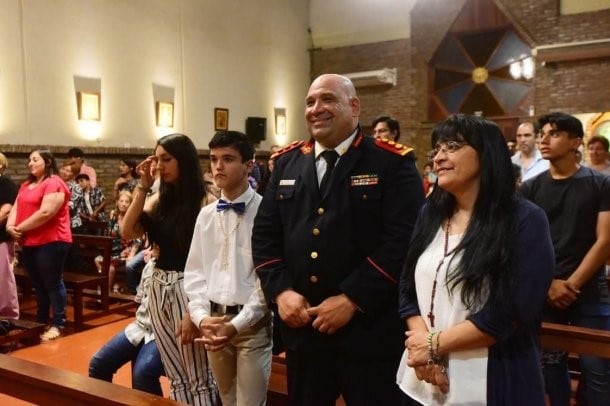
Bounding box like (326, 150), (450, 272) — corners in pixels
(428, 141), (467, 159)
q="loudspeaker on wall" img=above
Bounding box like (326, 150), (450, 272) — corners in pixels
(246, 117), (266, 143)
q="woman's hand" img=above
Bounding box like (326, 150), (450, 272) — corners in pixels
(406, 330), (450, 394)
(414, 364), (449, 394)
(6, 225), (22, 240)
(405, 329), (431, 367)
(136, 156), (156, 188)
(175, 313), (201, 345)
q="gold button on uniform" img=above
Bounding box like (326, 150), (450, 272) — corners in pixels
(312, 228), (320, 236)
(310, 275), (318, 283)
(317, 207), (325, 215)
(310, 251), (318, 259)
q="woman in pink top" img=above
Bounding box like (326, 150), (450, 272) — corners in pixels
(7, 149), (72, 341)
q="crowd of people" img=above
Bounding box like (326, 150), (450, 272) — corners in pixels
(1, 73), (609, 405)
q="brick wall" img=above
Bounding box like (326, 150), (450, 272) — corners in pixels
(0, 144), (271, 212)
(310, 0), (610, 169)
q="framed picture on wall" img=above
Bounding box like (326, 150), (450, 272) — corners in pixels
(214, 108), (229, 131)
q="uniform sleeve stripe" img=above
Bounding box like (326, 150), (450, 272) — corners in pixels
(366, 257), (397, 284)
(254, 258), (283, 270)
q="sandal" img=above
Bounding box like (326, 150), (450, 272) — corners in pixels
(40, 326), (61, 342)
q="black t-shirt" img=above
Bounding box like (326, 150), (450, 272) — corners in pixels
(520, 167), (610, 305)
(141, 211), (190, 272)
(0, 176), (18, 242)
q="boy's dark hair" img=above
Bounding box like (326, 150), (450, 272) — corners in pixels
(75, 173), (90, 182)
(68, 147), (85, 158)
(588, 135), (610, 151)
(538, 112), (584, 138)
(209, 131), (254, 162)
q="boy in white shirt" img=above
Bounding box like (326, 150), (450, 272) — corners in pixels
(184, 131), (272, 406)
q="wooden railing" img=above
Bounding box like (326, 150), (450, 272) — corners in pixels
(0, 354), (180, 405)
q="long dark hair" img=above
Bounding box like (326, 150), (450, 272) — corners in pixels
(121, 158), (138, 178)
(401, 114), (517, 310)
(27, 149), (59, 183)
(152, 134), (205, 253)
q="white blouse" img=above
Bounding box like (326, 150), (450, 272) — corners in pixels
(397, 226), (488, 405)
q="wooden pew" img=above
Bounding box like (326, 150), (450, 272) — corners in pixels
(0, 354), (179, 405)
(540, 322), (610, 357)
(14, 234), (122, 331)
(0, 319), (46, 348)
(268, 354), (288, 405)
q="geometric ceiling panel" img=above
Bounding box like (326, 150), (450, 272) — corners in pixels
(459, 28), (506, 67)
(487, 31), (531, 71)
(437, 81), (474, 113)
(486, 78), (531, 111)
(461, 84), (504, 117)
(489, 65), (513, 80)
(433, 36), (474, 72)
(434, 69), (472, 91)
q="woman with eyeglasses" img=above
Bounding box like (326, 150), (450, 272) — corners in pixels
(396, 114), (555, 405)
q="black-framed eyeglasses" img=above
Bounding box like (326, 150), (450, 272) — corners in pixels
(428, 141), (466, 159)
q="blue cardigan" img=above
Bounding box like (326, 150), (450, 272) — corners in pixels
(398, 199), (555, 405)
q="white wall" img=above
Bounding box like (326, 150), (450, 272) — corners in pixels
(561, 0), (610, 14)
(309, 0), (415, 48)
(0, 0), (311, 150)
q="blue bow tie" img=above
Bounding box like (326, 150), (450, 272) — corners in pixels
(216, 199), (246, 214)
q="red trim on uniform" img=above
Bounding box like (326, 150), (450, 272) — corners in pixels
(255, 258), (283, 270)
(352, 131), (364, 147)
(300, 140), (314, 155)
(366, 257), (397, 284)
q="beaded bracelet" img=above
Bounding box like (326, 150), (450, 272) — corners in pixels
(435, 330), (442, 355)
(135, 183), (152, 193)
(427, 331), (442, 366)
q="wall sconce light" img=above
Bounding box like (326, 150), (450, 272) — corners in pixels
(509, 56), (535, 80)
(274, 108), (286, 136)
(77, 91), (101, 121)
(156, 101), (174, 127)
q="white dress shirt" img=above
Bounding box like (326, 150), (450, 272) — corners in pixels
(511, 149), (549, 181)
(314, 128), (358, 185)
(184, 186), (268, 333)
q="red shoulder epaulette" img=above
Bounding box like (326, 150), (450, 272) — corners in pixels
(374, 137), (414, 156)
(270, 140), (306, 159)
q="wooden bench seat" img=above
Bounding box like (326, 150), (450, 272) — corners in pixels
(0, 319), (47, 348)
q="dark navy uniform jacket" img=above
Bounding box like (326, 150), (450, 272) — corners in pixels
(252, 129), (425, 360)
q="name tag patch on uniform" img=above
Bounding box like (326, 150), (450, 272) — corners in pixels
(279, 179), (296, 186)
(350, 174), (378, 186)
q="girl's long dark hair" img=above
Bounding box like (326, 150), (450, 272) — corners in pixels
(151, 134), (205, 253)
(401, 114), (518, 310)
(27, 149), (58, 183)
(121, 158), (138, 179)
